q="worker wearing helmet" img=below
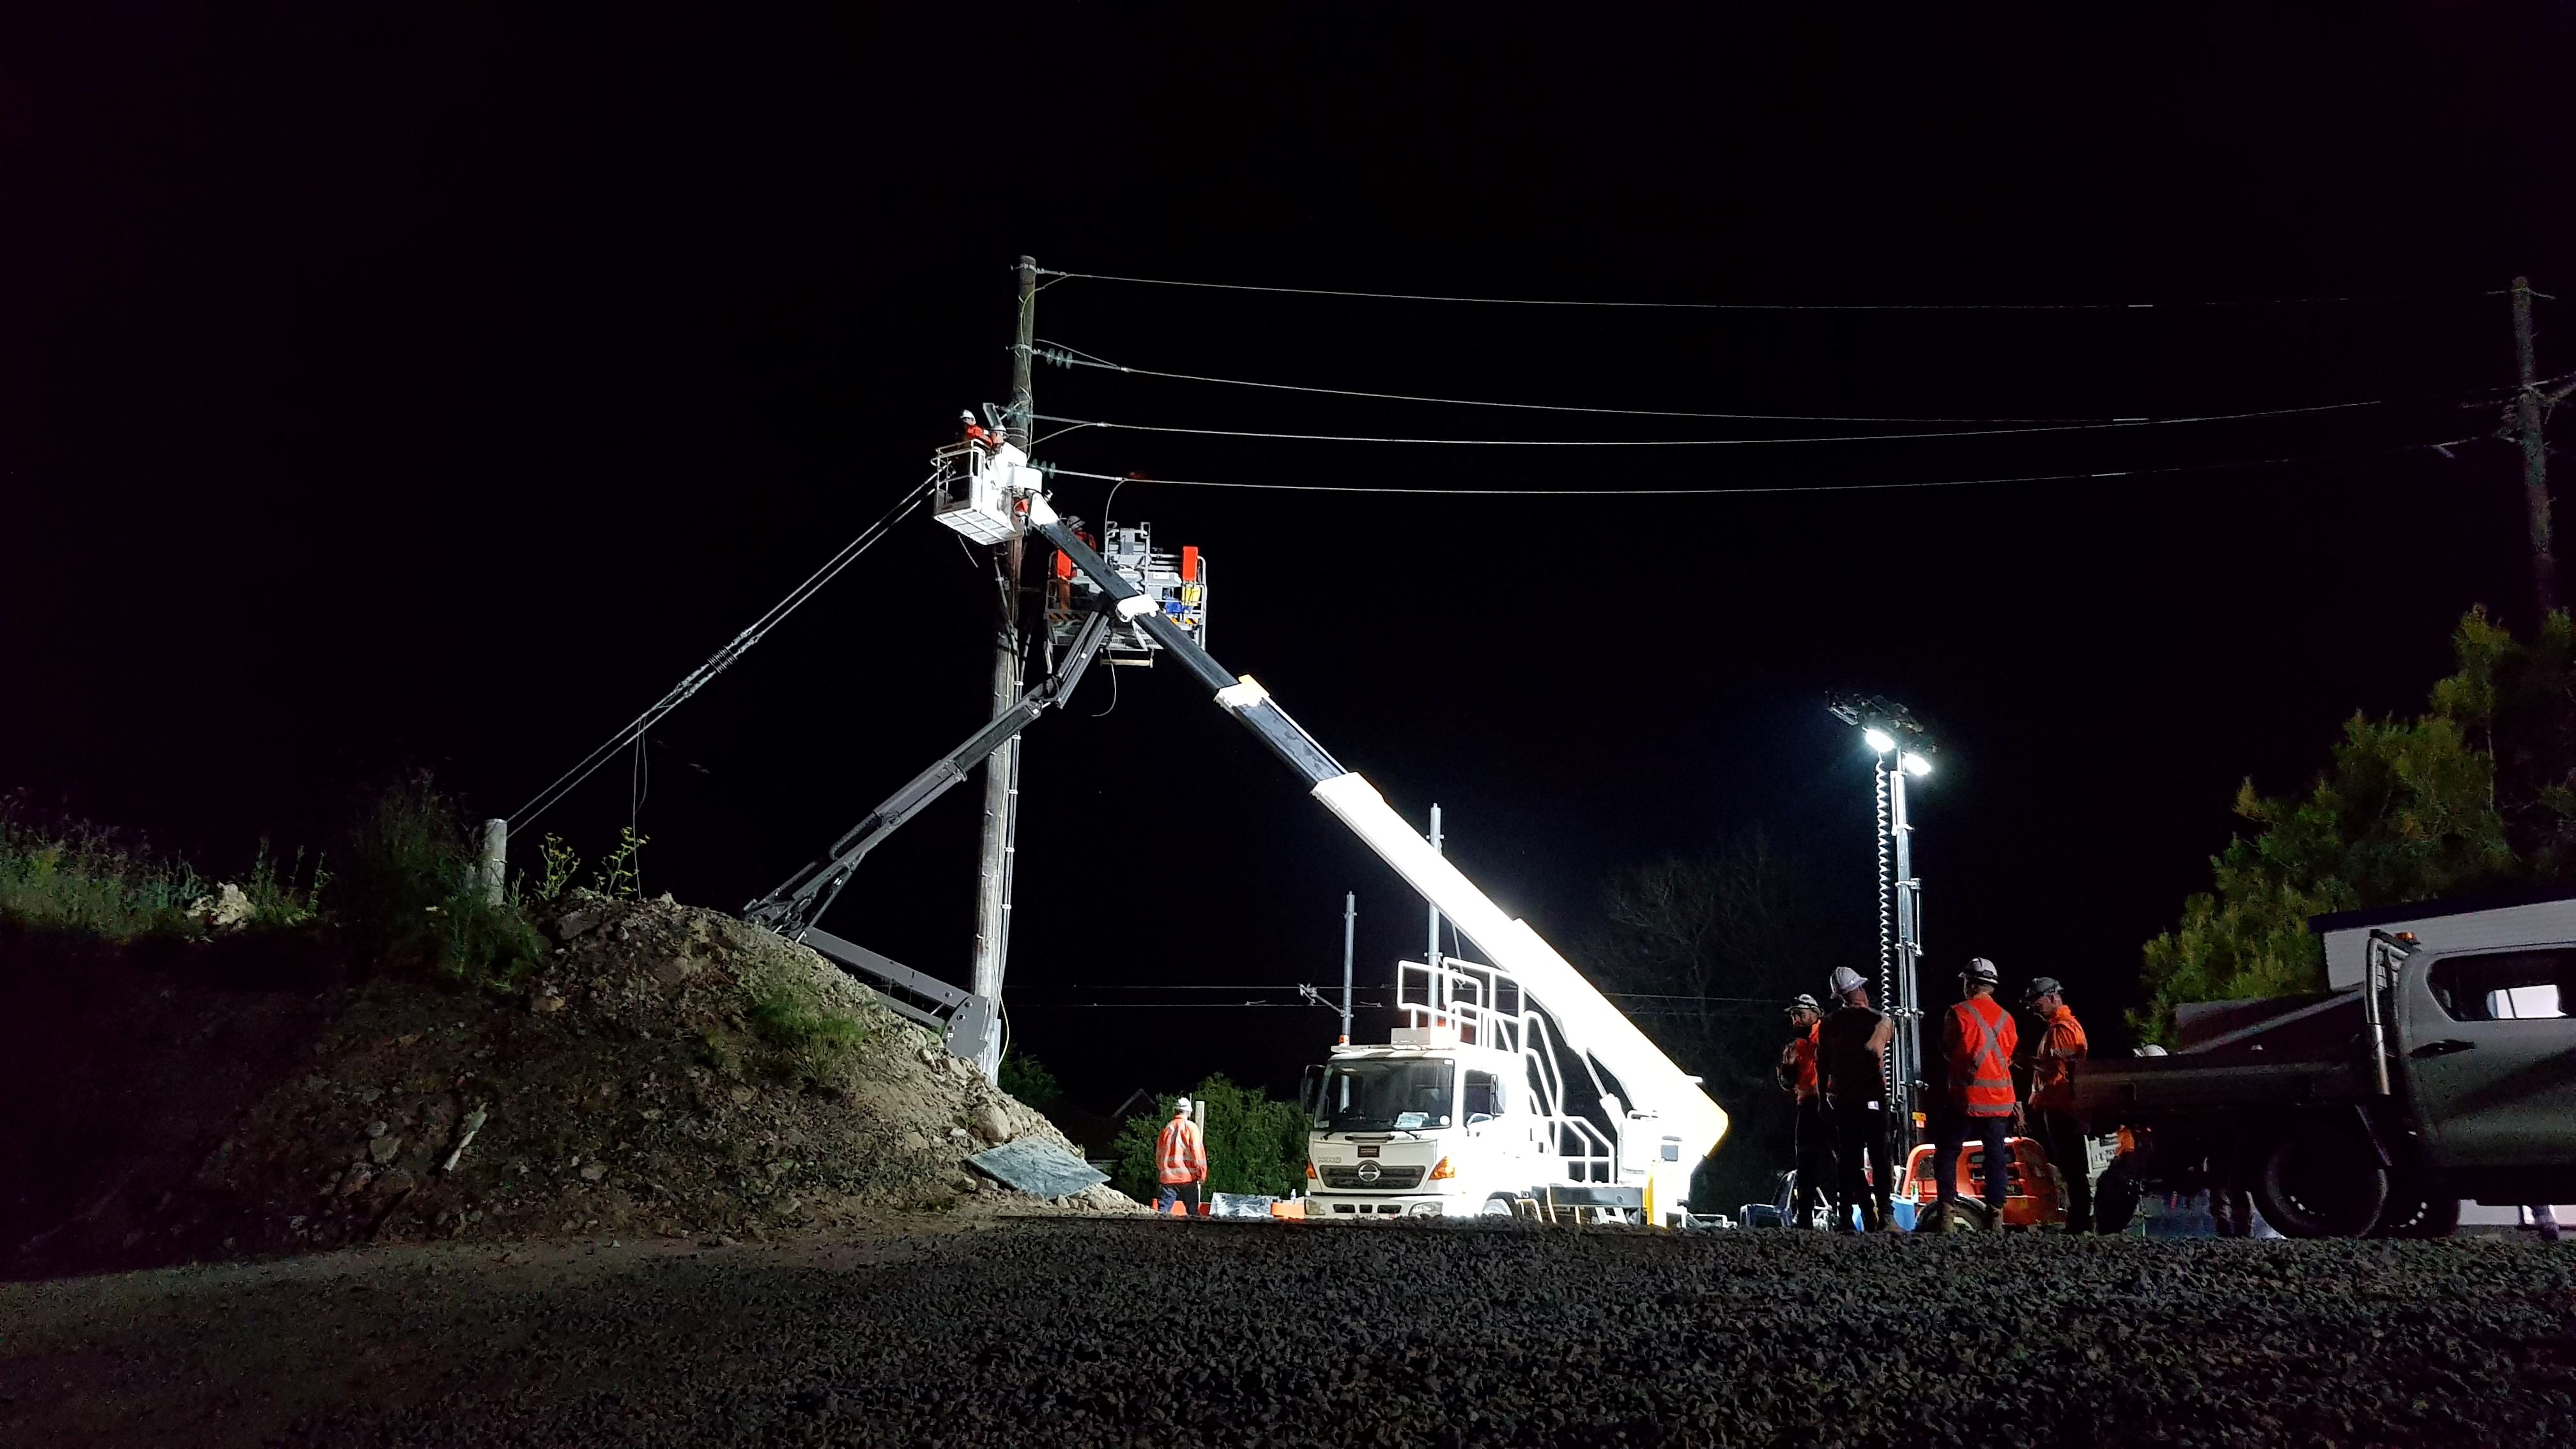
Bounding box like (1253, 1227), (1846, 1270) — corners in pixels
(1154, 1097), (1208, 1216)
(1925, 958), (2020, 1232)
(2018, 976), (2092, 1233)
(1776, 993), (1836, 1227)
(1817, 967), (1899, 1233)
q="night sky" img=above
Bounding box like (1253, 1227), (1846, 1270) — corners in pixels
(8, 6), (2574, 1117)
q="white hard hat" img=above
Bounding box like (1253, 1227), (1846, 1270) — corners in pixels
(1172, 1096), (1192, 1114)
(1829, 967), (1866, 995)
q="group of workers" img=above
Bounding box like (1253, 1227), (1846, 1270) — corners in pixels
(1777, 957), (2090, 1232)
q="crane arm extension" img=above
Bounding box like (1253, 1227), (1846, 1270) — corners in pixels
(1025, 500), (1728, 1160)
(744, 609), (1114, 934)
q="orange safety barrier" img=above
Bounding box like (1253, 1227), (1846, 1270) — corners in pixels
(1900, 1137), (2066, 1229)
(1270, 1200), (1306, 1220)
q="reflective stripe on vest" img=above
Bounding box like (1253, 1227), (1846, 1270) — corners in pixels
(1156, 1117), (1206, 1184)
(1950, 998), (2017, 1116)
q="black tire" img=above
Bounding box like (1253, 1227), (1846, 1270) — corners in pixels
(2371, 1187), (2462, 1239)
(2093, 1158), (2145, 1235)
(2252, 1127), (2389, 1238)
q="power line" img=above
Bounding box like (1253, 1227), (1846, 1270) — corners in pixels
(508, 470), (939, 830)
(1030, 399), (2380, 450)
(1036, 267), (2474, 313)
(1048, 435), (2481, 499)
(1032, 340), (2150, 424)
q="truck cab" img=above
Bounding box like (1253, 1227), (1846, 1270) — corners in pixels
(1303, 1034), (1554, 1218)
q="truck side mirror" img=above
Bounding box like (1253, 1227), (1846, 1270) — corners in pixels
(1298, 1064), (1323, 1118)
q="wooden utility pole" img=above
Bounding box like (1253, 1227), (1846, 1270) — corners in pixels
(2512, 276), (2559, 617)
(968, 256), (1039, 1081)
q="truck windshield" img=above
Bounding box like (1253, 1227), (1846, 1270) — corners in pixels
(1314, 1059), (1455, 1131)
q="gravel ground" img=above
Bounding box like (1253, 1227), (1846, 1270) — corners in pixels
(5, 1220), (2574, 1448)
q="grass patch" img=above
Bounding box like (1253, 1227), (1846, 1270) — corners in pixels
(0, 795), (323, 939)
(745, 971), (870, 1083)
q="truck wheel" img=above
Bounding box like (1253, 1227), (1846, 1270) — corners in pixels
(2092, 1158), (2144, 1235)
(2252, 1129), (2388, 1238)
(2371, 1189), (2462, 1239)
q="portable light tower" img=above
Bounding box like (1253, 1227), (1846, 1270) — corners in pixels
(1826, 693), (1936, 1147)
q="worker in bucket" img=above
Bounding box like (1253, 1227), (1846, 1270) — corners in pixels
(2018, 976), (2092, 1233)
(1816, 967), (1899, 1234)
(1924, 958), (2020, 1232)
(1775, 993), (1836, 1228)
(1154, 1096), (1209, 1216)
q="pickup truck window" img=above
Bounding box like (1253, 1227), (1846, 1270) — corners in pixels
(2427, 949), (2576, 1022)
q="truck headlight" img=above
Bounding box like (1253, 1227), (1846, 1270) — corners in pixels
(1407, 1201), (1444, 1217)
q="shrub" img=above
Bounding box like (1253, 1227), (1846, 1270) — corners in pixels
(998, 1050), (1061, 1108)
(1112, 1075), (1311, 1200)
(334, 776), (543, 986)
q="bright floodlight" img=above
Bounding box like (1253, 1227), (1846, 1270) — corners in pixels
(1862, 726), (1897, 754)
(1900, 751), (1933, 778)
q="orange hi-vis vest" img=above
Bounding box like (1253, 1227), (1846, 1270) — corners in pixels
(2027, 1004), (2089, 1110)
(1156, 1114), (1208, 1184)
(1946, 995), (2020, 1117)
(1788, 1022), (1822, 1102)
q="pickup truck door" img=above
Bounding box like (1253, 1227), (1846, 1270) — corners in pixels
(2395, 946), (2576, 1169)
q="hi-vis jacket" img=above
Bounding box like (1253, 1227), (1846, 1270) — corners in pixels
(1156, 1113), (1208, 1184)
(2025, 1003), (2089, 1111)
(1943, 995), (2020, 1118)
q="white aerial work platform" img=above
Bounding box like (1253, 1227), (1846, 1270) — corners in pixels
(754, 433), (1731, 1223)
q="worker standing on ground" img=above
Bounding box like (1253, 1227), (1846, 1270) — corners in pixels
(1775, 993), (1836, 1228)
(2018, 976), (2092, 1234)
(1926, 958), (2020, 1232)
(1154, 1096), (1208, 1216)
(1817, 967), (1899, 1234)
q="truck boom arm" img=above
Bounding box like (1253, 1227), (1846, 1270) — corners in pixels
(745, 609), (1112, 937)
(1025, 498), (1729, 1167)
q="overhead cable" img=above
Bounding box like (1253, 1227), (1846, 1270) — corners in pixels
(1048, 435), (2480, 499)
(509, 470), (939, 830)
(1030, 399), (2380, 450)
(1036, 267), (2472, 312)
(1034, 341), (2149, 424)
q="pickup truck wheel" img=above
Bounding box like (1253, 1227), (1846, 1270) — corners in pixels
(2372, 1189), (2462, 1239)
(2253, 1130), (2389, 1238)
(2092, 1158), (2144, 1235)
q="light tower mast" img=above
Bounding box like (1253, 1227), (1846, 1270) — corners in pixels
(1827, 693), (1936, 1147)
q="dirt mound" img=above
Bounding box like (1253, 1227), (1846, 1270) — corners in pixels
(9, 894), (1133, 1278)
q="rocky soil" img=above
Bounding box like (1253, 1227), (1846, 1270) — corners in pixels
(6, 894), (1131, 1278)
(4, 1221), (2573, 1447)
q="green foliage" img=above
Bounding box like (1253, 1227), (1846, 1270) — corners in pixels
(998, 1050), (1061, 1108)
(1111, 1075), (1312, 1200)
(744, 970), (870, 1082)
(241, 840), (327, 928)
(2136, 607), (2576, 1042)
(590, 827), (647, 901)
(0, 798), (208, 938)
(532, 834), (581, 903)
(335, 776), (544, 986)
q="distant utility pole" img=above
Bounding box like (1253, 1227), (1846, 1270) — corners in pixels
(2511, 277), (2560, 617)
(1340, 892), (1356, 1045)
(968, 256), (1039, 1082)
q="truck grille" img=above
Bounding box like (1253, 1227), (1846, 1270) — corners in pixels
(1320, 1164), (1425, 1190)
